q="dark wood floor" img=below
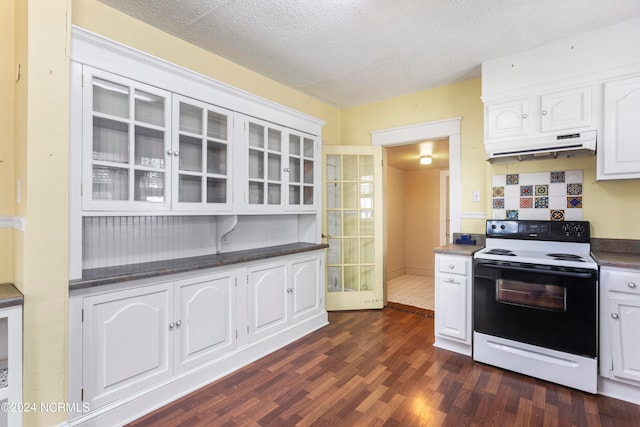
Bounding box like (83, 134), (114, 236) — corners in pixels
(129, 306), (640, 426)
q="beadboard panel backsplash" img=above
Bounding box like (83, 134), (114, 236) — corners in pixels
(82, 215), (301, 269)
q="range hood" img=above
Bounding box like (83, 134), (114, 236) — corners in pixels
(486, 130), (597, 163)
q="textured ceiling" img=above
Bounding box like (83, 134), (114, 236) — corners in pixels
(98, 0), (640, 107)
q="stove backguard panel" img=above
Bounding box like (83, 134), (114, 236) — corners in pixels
(491, 170), (583, 221)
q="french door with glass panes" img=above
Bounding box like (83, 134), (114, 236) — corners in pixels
(172, 95), (233, 211)
(82, 67), (172, 211)
(324, 146), (383, 310)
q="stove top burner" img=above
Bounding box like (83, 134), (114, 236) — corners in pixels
(485, 249), (516, 256)
(546, 253), (585, 262)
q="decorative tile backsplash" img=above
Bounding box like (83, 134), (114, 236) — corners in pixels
(491, 170), (583, 221)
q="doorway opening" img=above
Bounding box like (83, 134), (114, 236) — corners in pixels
(384, 140), (449, 312)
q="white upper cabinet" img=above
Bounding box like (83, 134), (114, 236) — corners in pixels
(485, 86), (593, 141)
(285, 132), (318, 211)
(172, 96), (233, 211)
(82, 67), (172, 212)
(598, 74), (640, 180)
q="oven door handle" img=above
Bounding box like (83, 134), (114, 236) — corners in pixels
(479, 263), (595, 279)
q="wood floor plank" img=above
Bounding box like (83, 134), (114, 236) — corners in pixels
(128, 308), (640, 427)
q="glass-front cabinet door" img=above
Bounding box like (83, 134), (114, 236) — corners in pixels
(172, 96), (233, 211)
(82, 67), (171, 211)
(245, 118), (284, 211)
(286, 132), (317, 211)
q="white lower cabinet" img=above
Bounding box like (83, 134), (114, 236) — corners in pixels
(434, 253), (472, 355)
(601, 267), (640, 388)
(72, 251), (326, 423)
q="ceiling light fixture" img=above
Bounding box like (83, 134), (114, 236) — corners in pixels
(420, 155), (432, 165)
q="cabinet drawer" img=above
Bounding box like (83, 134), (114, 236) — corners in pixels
(604, 269), (640, 294)
(438, 256), (468, 275)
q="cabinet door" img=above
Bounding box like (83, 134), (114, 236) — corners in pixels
(540, 86), (592, 133)
(609, 293), (640, 383)
(286, 132), (318, 211)
(289, 255), (321, 322)
(245, 118), (285, 212)
(172, 96), (233, 211)
(82, 67), (172, 212)
(600, 75), (640, 178)
(247, 262), (288, 341)
(486, 98), (530, 140)
(83, 283), (173, 409)
(435, 272), (468, 342)
(175, 271), (236, 372)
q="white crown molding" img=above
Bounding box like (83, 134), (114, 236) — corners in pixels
(70, 26), (325, 135)
(370, 117), (462, 146)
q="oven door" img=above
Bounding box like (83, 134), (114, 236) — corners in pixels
(473, 259), (597, 358)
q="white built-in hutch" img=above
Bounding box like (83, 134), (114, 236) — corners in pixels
(67, 27), (327, 426)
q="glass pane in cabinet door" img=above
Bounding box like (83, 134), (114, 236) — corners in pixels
(343, 210), (358, 236)
(179, 103), (203, 134)
(326, 155), (341, 181)
(359, 155), (374, 180)
(267, 183), (281, 205)
(342, 183), (358, 209)
(360, 266), (374, 291)
(360, 238), (374, 264)
(304, 138), (314, 158)
(303, 160), (313, 184)
(289, 157), (300, 183)
(289, 135), (300, 156)
(327, 238), (341, 264)
(93, 117), (128, 163)
(268, 129), (281, 152)
(289, 186), (300, 205)
(135, 90), (164, 126)
(343, 238), (358, 264)
(207, 111), (227, 140)
(344, 266), (359, 292)
(248, 181), (264, 204)
(179, 135), (202, 172)
(92, 166), (128, 200)
(207, 141), (227, 175)
(178, 175), (201, 202)
(249, 123), (264, 148)
(134, 171), (165, 202)
(360, 211), (374, 236)
(93, 77), (129, 119)
(248, 149), (264, 179)
(303, 186), (313, 205)
(343, 155), (357, 181)
(360, 182), (374, 209)
(326, 182), (341, 209)
(328, 211), (341, 237)
(267, 154), (281, 181)
(135, 126), (165, 168)
(327, 267), (342, 292)
(206, 178), (226, 203)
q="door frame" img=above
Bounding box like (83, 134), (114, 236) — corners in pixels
(371, 117), (461, 241)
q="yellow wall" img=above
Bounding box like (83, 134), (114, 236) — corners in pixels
(0, 0), (15, 284)
(385, 166), (405, 280)
(341, 78), (487, 234)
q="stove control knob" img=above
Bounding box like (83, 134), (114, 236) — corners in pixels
(491, 224), (497, 229)
(500, 224), (506, 230)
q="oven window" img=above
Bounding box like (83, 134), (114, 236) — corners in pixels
(496, 279), (566, 311)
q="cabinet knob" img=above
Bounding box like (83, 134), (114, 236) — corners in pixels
(611, 313), (619, 319)
(176, 320), (182, 327)
(522, 114), (528, 119)
(448, 277), (454, 283)
(167, 149), (173, 155)
(449, 264), (454, 269)
(169, 322), (176, 329)
(173, 151), (179, 157)
(628, 282), (637, 289)
(541, 110), (548, 115)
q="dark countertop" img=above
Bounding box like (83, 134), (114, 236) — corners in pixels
(591, 238), (640, 270)
(0, 284), (24, 309)
(70, 242), (328, 290)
